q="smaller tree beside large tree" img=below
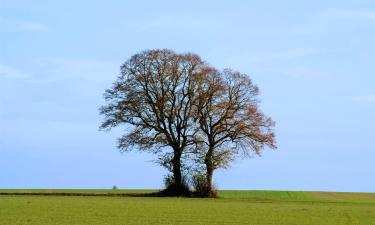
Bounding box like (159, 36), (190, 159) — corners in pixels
(193, 69), (276, 197)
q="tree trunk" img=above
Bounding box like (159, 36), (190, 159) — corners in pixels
(172, 149), (183, 189)
(205, 148), (214, 197)
(206, 166), (213, 193)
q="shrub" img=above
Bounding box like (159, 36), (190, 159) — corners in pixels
(191, 173), (218, 198)
(162, 175), (191, 196)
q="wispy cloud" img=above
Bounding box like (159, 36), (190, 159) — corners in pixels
(292, 26), (326, 36)
(1, 59), (118, 85)
(283, 67), (329, 78)
(45, 59), (118, 84)
(19, 22), (47, 31)
(134, 16), (221, 31)
(0, 64), (32, 79)
(321, 9), (375, 21)
(208, 48), (319, 77)
(350, 95), (375, 103)
(0, 17), (47, 32)
(0, 64), (51, 83)
(248, 48), (317, 63)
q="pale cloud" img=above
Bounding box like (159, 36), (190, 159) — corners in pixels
(0, 17), (47, 32)
(321, 8), (375, 21)
(221, 48), (317, 65)
(19, 22), (47, 31)
(207, 48), (319, 76)
(0, 64), (32, 79)
(44, 59), (118, 84)
(248, 48), (317, 63)
(1, 59), (118, 85)
(134, 16), (220, 31)
(291, 8), (375, 36)
(0, 64), (52, 83)
(291, 25), (326, 36)
(283, 67), (328, 78)
(350, 95), (375, 103)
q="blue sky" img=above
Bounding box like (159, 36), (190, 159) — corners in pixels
(1, 0), (374, 191)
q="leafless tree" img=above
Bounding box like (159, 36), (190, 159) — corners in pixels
(193, 69), (276, 197)
(100, 49), (206, 195)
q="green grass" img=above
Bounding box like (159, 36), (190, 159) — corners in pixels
(1, 190), (374, 225)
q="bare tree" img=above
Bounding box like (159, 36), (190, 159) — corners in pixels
(193, 69), (276, 197)
(100, 49), (206, 195)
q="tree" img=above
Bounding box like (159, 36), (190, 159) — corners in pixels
(100, 49), (206, 195)
(193, 69), (276, 197)
(101, 49), (276, 197)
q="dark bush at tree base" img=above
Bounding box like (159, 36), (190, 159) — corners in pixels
(192, 174), (218, 198)
(162, 175), (191, 197)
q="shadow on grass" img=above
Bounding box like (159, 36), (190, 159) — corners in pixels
(0, 192), (162, 197)
(0, 190), (216, 198)
(0, 191), (203, 198)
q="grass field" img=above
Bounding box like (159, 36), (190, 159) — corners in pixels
(1, 190), (374, 225)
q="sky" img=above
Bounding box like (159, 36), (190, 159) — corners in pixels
(1, 0), (374, 192)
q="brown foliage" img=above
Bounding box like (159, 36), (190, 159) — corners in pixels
(192, 68), (276, 196)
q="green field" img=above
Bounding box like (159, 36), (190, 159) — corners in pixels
(1, 190), (374, 225)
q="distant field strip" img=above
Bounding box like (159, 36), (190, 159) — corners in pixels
(1, 190), (374, 225)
